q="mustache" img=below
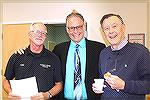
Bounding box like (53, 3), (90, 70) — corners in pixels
(35, 37), (45, 41)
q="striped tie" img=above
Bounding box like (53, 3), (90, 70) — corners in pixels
(74, 44), (82, 100)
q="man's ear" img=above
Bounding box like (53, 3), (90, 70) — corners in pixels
(121, 24), (126, 34)
(28, 32), (32, 39)
(83, 21), (87, 31)
(99, 27), (109, 46)
(66, 27), (70, 34)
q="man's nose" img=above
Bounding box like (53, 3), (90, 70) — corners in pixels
(73, 27), (78, 33)
(109, 27), (114, 34)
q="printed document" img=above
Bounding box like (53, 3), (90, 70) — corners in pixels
(10, 76), (38, 100)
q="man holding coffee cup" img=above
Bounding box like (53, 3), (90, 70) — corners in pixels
(92, 14), (150, 100)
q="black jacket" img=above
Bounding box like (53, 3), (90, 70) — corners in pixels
(53, 38), (106, 100)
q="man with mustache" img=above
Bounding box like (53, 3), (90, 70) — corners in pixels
(3, 22), (63, 100)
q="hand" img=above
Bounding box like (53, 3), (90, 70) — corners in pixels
(15, 47), (26, 54)
(105, 75), (125, 90)
(92, 83), (104, 94)
(31, 92), (45, 100)
(8, 92), (21, 100)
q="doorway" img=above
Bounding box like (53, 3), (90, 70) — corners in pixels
(45, 24), (70, 51)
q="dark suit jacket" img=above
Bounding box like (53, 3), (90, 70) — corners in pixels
(52, 38), (106, 100)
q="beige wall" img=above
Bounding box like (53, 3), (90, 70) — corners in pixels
(0, 2), (2, 100)
(148, 1), (150, 50)
(2, 2), (149, 47)
(0, 19), (2, 100)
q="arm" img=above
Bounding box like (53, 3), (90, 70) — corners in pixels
(3, 53), (18, 94)
(3, 77), (21, 99)
(31, 82), (63, 100)
(42, 82), (63, 99)
(124, 48), (150, 94)
(2, 77), (12, 94)
(105, 47), (150, 94)
(14, 47), (26, 54)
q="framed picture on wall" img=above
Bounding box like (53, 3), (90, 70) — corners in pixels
(128, 33), (145, 46)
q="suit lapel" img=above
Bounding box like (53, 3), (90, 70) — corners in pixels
(85, 39), (89, 81)
(62, 41), (70, 79)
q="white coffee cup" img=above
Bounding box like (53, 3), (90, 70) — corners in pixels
(94, 79), (104, 92)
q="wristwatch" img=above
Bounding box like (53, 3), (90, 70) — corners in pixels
(48, 91), (52, 99)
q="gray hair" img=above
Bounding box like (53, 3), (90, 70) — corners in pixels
(30, 22), (47, 33)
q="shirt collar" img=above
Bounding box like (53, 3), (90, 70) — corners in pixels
(70, 38), (86, 48)
(111, 38), (128, 51)
(26, 45), (45, 57)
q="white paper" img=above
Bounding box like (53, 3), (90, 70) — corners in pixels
(10, 76), (38, 100)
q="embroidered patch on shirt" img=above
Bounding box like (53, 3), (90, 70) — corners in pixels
(40, 64), (51, 68)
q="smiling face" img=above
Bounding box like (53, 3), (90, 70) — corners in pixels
(29, 23), (47, 46)
(102, 16), (125, 49)
(66, 16), (85, 44)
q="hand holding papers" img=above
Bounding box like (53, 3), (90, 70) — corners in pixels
(10, 76), (38, 100)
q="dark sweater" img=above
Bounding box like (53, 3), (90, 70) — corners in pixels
(99, 42), (150, 100)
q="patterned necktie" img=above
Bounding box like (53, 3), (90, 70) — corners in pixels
(74, 44), (82, 99)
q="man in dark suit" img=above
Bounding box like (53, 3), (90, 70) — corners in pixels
(52, 11), (106, 100)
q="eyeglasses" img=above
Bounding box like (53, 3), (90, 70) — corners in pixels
(30, 30), (47, 35)
(66, 25), (83, 32)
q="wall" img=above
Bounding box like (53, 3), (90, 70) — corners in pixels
(148, 1), (150, 49)
(0, 23), (1, 100)
(2, 2), (148, 47)
(0, 2), (2, 100)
